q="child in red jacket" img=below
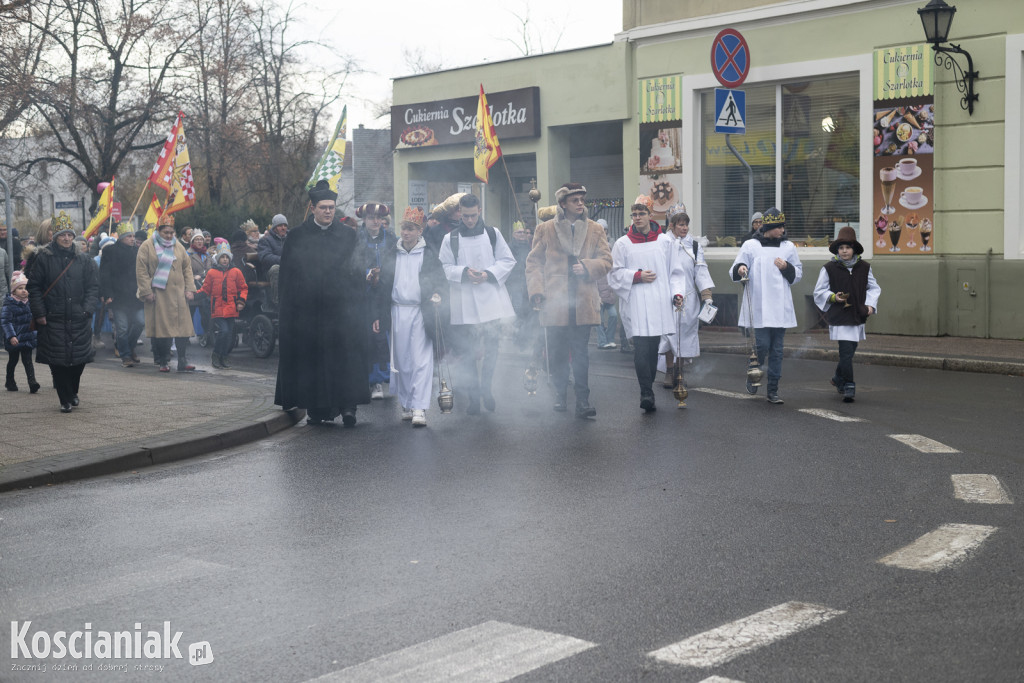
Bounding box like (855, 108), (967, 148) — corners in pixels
(200, 244), (248, 368)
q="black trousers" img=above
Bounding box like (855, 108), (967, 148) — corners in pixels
(6, 347), (36, 383)
(151, 337), (190, 367)
(49, 363), (85, 404)
(632, 336), (661, 397)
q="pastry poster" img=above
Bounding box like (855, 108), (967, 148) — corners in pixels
(872, 44), (935, 255)
(638, 76), (683, 223)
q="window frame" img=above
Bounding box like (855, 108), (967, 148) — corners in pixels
(683, 53), (875, 258)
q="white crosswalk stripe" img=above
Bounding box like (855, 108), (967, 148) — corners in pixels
(699, 677), (747, 683)
(312, 621), (595, 682)
(798, 408), (865, 422)
(878, 523), (998, 572)
(648, 602), (845, 668)
(692, 388), (761, 400)
(952, 474), (1013, 504)
(888, 434), (959, 453)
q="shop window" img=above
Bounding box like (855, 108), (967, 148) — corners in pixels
(700, 74), (859, 246)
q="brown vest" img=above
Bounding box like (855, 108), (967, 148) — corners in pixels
(824, 259), (871, 325)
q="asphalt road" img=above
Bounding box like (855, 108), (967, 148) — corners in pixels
(2, 350), (1022, 681)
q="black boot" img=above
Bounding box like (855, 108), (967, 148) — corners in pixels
(5, 377), (17, 391)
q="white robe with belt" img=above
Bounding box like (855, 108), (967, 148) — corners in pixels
(659, 233), (716, 357)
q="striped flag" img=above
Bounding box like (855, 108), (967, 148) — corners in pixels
(306, 106), (347, 192)
(143, 194), (161, 236)
(474, 85), (501, 183)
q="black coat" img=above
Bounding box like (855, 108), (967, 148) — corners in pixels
(376, 240), (448, 347)
(26, 243), (99, 366)
(98, 240), (142, 310)
(274, 217), (370, 415)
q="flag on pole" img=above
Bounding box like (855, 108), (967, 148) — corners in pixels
(306, 106), (348, 192)
(474, 85), (502, 183)
(84, 177), (114, 239)
(150, 111), (196, 216)
(143, 194), (161, 236)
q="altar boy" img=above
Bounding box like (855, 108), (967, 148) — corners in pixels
(375, 208), (446, 426)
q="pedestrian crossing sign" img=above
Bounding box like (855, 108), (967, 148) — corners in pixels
(715, 88), (746, 134)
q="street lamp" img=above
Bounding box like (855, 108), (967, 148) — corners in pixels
(917, 0), (978, 114)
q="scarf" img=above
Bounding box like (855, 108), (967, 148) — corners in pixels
(626, 223), (661, 244)
(152, 235), (177, 290)
(553, 206), (589, 257)
(837, 255), (859, 268)
(190, 243), (208, 255)
(11, 286), (29, 303)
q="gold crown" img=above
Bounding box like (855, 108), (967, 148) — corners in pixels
(52, 211), (74, 233)
(402, 206), (425, 226)
(762, 209), (786, 226)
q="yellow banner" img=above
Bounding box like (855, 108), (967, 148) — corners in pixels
(874, 44), (933, 100)
(639, 76), (683, 123)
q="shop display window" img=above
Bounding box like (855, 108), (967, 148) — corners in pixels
(700, 74), (859, 247)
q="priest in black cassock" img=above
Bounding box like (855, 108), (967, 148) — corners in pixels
(274, 180), (371, 426)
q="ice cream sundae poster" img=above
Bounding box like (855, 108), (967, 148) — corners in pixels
(638, 75), (684, 222)
(872, 44), (935, 256)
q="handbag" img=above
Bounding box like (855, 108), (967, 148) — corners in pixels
(31, 255), (77, 328)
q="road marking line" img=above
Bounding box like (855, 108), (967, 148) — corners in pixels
(951, 475), (1012, 504)
(648, 602), (845, 668)
(878, 523), (998, 572)
(699, 677), (747, 683)
(798, 408), (865, 422)
(888, 434), (959, 453)
(315, 620), (596, 682)
(693, 388), (761, 400)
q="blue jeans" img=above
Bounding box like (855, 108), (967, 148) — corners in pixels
(112, 307), (145, 359)
(754, 327), (786, 393)
(596, 302), (618, 346)
(548, 324), (592, 403)
(213, 318), (234, 356)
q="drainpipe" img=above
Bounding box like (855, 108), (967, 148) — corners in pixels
(984, 247), (992, 339)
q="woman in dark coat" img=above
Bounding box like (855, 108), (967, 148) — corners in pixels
(274, 181), (371, 426)
(26, 220), (99, 412)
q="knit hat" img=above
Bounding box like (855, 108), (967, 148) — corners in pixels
(98, 236), (116, 252)
(751, 211), (763, 226)
(829, 225), (864, 255)
(271, 214), (288, 228)
(308, 179), (337, 204)
(555, 183), (587, 205)
(215, 242), (233, 263)
(52, 211), (76, 238)
(356, 203), (390, 219)
(10, 270), (27, 290)
(761, 208), (786, 230)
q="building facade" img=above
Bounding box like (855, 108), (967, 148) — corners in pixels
(391, 0), (1024, 339)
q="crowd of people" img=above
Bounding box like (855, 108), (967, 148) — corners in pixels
(2, 184), (880, 419)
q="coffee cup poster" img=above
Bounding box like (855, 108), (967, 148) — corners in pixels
(873, 44), (935, 255)
(638, 75), (683, 221)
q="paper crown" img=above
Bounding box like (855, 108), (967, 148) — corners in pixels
(666, 203), (688, 220)
(761, 208), (786, 227)
(52, 211), (75, 235)
(402, 206), (425, 226)
(116, 221), (134, 236)
(632, 194), (654, 211)
(158, 213), (175, 227)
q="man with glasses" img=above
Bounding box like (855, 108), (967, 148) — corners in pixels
(526, 182), (612, 418)
(275, 180), (371, 426)
(438, 193), (516, 415)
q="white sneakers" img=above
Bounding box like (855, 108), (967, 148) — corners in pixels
(401, 407), (413, 420)
(411, 409), (427, 427)
(371, 383), (385, 399)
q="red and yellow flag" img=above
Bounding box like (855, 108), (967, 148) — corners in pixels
(150, 111), (196, 216)
(83, 177), (114, 239)
(473, 85), (502, 183)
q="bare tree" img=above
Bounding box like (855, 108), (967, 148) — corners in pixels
(15, 0), (203, 211)
(0, 1), (51, 136)
(503, 1), (566, 57)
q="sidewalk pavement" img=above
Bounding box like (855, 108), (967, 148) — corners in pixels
(0, 354), (302, 493)
(1, 331), (1020, 493)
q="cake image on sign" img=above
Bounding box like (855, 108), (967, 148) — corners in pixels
(399, 126), (437, 148)
(650, 178), (676, 212)
(647, 130), (677, 171)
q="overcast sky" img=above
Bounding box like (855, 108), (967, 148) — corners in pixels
(307, 0), (623, 134)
